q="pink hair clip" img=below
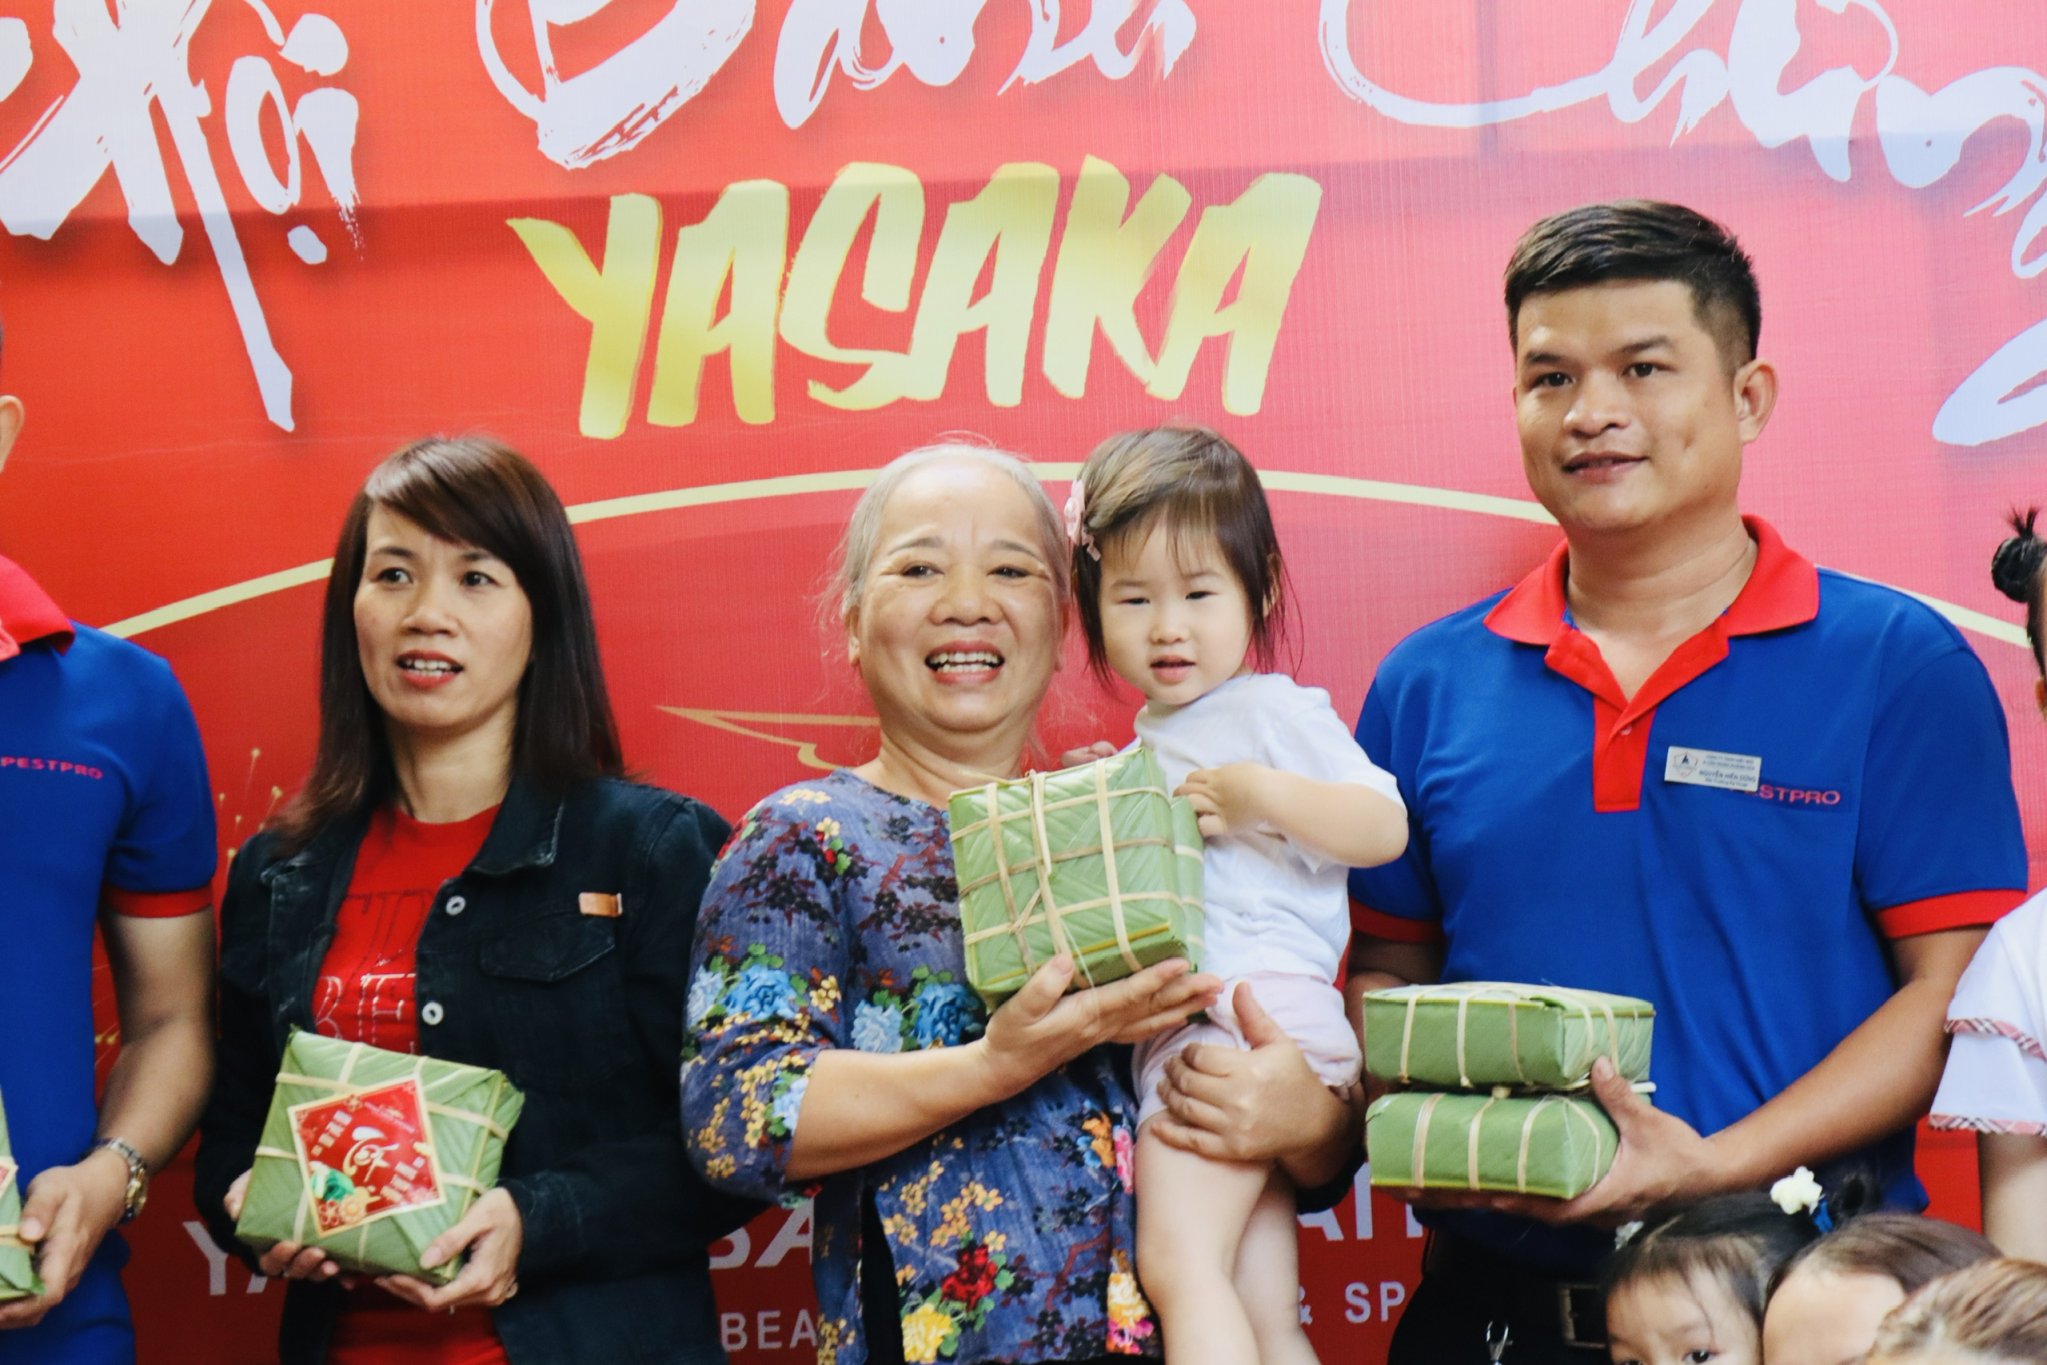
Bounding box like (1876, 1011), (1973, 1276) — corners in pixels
(1064, 478), (1099, 562)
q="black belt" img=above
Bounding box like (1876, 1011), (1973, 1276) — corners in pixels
(1421, 1231), (1608, 1353)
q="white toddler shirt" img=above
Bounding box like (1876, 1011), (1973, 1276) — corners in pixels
(1134, 672), (1404, 982)
(1931, 887), (2047, 1136)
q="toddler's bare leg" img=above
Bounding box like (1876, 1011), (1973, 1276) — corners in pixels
(1233, 1171), (1320, 1365)
(1135, 1124), (1268, 1365)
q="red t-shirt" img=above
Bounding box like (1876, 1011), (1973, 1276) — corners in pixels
(314, 803), (508, 1365)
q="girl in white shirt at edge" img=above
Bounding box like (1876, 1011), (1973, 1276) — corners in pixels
(1927, 507), (2047, 1260)
(1064, 428), (1408, 1365)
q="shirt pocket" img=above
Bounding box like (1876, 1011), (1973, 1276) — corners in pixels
(478, 907), (635, 1090)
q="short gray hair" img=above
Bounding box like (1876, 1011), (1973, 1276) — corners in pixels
(833, 440), (1071, 627)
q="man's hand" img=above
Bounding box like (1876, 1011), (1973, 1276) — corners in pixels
(1550, 1057), (1731, 1223)
(1176, 764), (1273, 841)
(1151, 982), (1359, 1186)
(374, 1189), (524, 1313)
(0, 1148), (130, 1329)
(1396, 1058), (1731, 1228)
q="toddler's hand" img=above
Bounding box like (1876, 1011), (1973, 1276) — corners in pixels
(1058, 741), (1120, 768)
(1177, 763), (1271, 840)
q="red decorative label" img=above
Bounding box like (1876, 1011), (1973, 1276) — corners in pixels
(287, 1079), (444, 1234)
(0, 1156), (14, 1204)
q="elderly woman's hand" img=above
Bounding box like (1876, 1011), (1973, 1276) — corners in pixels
(981, 954), (1221, 1097)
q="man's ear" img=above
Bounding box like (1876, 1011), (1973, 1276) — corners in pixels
(1732, 358), (1777, 443)
(2034, 674), (2045, 715)
(0, 395), (23, 474)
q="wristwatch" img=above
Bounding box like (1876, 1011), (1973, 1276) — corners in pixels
(90, 1137), (149, 1223)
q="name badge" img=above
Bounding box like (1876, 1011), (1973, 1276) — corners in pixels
(1663, 746), (1761, 793)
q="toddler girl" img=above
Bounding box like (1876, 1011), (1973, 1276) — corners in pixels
(1067, 428), (1408, 1365)
(1763, 1207), (1995, 1365)
(1923, 508), (2047, 1259)
(1602, 1188), (1825, 1365)
(1867, 1258), (2047, 1365)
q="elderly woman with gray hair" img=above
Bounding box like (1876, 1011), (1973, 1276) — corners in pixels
(681, 443), (1221, 1364)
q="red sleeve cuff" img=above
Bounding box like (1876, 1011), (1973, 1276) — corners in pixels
(1350, 899), (1442, 944)
(1874, 888), (2025, 939)
(103, 884), (213, 918)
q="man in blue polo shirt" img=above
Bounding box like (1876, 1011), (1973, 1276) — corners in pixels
(0, 345), (217, 1363)
(1350, 201), (2027, 1363)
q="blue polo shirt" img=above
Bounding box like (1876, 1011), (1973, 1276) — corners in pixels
(0, 556), (215, 1364)
(1350, 519), (2027, 1272)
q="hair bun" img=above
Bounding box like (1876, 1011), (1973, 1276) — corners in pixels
(1992, 508), (2046, 604)
(1819, 1169), (1883, 1229)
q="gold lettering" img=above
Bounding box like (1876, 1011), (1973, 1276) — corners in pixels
(781, 163), (926, 409)
(1151, 173), (1323, 415)
(519, 162), (1324, 433)
(648, 180), (791, 427)
(1042, 155), (1192, 398)
(889, 162), (1060, 408)
(509, 194), (664, 440)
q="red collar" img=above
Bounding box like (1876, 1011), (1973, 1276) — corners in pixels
(1483, 517), (1819, 646)
(0, 555), (75, 661)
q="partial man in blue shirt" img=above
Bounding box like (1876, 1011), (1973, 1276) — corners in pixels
(1348, 201), (2027, 1365)
(0, 335), (218, 1365)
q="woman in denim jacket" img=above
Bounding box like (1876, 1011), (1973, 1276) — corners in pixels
(195, 436), (754, 1364)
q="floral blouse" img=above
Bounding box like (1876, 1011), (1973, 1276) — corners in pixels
(682, 770), (1158, 1365)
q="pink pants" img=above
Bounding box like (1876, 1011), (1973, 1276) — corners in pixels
(1133, 971), (1362, 1126)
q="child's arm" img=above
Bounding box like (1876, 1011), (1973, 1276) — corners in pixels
(1177, 763), (1408, 868)
(1980, 1132), (2047, 1258)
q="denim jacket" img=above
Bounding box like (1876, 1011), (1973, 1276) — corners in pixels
(195, 776), (758, 1365)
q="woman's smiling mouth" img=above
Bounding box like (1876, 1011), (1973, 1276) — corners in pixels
(927, 648), (1003, 677)
(396, 652), (463, 687)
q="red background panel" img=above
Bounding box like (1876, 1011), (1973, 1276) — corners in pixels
(1, 3), (2043, 1360)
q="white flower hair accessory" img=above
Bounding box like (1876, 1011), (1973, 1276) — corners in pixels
(1613, 1220), (1645, 1249)
(1063, 478), (1098, 562)
(1770, 1166), (1824, 1218)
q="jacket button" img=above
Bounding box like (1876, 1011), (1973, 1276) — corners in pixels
(421, 1001), (445, 1027)
(445, 895), (467, 916)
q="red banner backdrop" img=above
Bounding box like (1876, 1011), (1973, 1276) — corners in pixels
(0, 2), (2043, 1359)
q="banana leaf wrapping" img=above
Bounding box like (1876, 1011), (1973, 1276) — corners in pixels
(949, 750), (1205, 1010)
(0, 1087), (41, 1303)
(234, 1031), (524, 1283)
(1364, 982), (1654, 1091)
(1365, 1090), (1620, 1199)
